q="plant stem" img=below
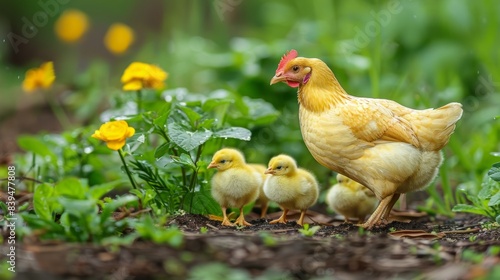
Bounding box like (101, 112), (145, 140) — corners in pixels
(118, 149), (138, 190)
(45, 93), (71, 130)
(136, 90), (143, 114)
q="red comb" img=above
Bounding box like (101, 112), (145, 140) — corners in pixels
(276, 49), (298, 74)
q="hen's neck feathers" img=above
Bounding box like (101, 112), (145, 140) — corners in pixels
(298, 60), (350, 113)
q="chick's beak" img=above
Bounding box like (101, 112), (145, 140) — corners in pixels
(270, 73), (286, 85)
(207, 162), (217, 169)
(264, 168), (275, 175)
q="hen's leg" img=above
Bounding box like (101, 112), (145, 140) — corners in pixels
(359, 194), (393, 229)
(234, 207), (252, 226)
(221, 207), (234, 226)
(381, 193), (401, 221)
(399, 193), (407, 210)
(270, 209), (289, 224)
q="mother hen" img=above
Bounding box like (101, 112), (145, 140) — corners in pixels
(270, 50), (463, 228)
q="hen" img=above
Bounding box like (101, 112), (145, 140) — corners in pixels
(326, 174), (378, 223)
(270, 49), (463, 228)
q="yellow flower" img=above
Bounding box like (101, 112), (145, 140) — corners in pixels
(104, 23), (135, 55)
(54, 9), (89, 43)
(92, 120), (135, 150)
(121, 62), (168, 91)
(22, 61), (56, 93)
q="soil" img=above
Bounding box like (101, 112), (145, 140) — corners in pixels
(8, 209), (500, 280)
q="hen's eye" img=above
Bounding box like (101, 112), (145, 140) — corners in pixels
(292, 66), (299, 72)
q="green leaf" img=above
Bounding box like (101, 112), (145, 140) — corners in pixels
(182, 189), (221, 215)
(488, 162), (500, 182)
(167, 122), (213, 151)
(134, 216), (183, 247)
(33, 184), (55, 221)
(58, 197), (98, 217)
(488, 191), (500, 207)
(229, 97), (280, 126)
(452, 204), (489, 216)
(17, 135), (57, 163)
(478, 177), (500, 200)
(154, 142), (171, 159)
(101, 195), (138, 221)
(202, 98), (233, 111)
(213, 127), (251, 141)
(178, 106), (202, 126)
(55, 177), (88, 199)
(130, 189), (156, 206)
(153, 226), (184, 247)
(151, 109), (169, 131)
(88, 180), (122, 200)
(198, 118), (216, 130)
(171, 153), (196, 170)
(21, 213), (64, 233)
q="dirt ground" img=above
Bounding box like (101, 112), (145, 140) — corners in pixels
(8, 209), (500, 280)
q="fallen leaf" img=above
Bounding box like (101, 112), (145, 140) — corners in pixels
(389, 230), (445, 240)
(390, 209), (428, 218)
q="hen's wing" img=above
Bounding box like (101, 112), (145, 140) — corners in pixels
(376, 100), (463, 151)
(339, 98), (420, 147)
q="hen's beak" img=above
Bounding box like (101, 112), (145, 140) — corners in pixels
(264, 168), (275, 175)
(270, 73), (285, 85)
(207, 162), (217, 169)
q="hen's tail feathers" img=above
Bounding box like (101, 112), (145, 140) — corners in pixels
(410, 102), (463, 151)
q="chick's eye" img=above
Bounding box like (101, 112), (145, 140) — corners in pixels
(292, 66), (299, 72)
(219, 160), (226, 164)
(276, 166), (282, 170)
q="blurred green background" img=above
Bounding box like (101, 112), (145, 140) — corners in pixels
(0, 0), (499, 195)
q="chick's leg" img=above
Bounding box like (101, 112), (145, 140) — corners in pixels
(260, 201), (269, 218)
(359, 194), (394, 229)
(270, 209), (289, 224)
(234, 207), (252, 226)
(297, 209), (308, 226)
(221, 207), (234, 227)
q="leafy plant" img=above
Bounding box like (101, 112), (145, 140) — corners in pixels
(134, 215), (183, 247)
(127, 90), (278, 216)
(453, 162), (500, 222)
(298, 223), (320, 237)
(19, 178), (137, 243)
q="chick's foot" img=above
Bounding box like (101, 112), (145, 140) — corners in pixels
(234, 212), (252, 226)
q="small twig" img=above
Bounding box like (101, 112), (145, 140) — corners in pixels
(17, 193), (34, 205)
(0, 176), (43, 184)
(455, 223), (488, 230)
(270, 229), (298, 233)
(441, 228), (480, 235)
(205, 223), (219, 231)
(129, 208), (151, 217)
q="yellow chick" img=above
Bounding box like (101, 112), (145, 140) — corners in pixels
(208, 148), (261, 227)
(263, 154), (319, 226)
(248, 164), (270, 218)
(326, 174), (378, 223)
